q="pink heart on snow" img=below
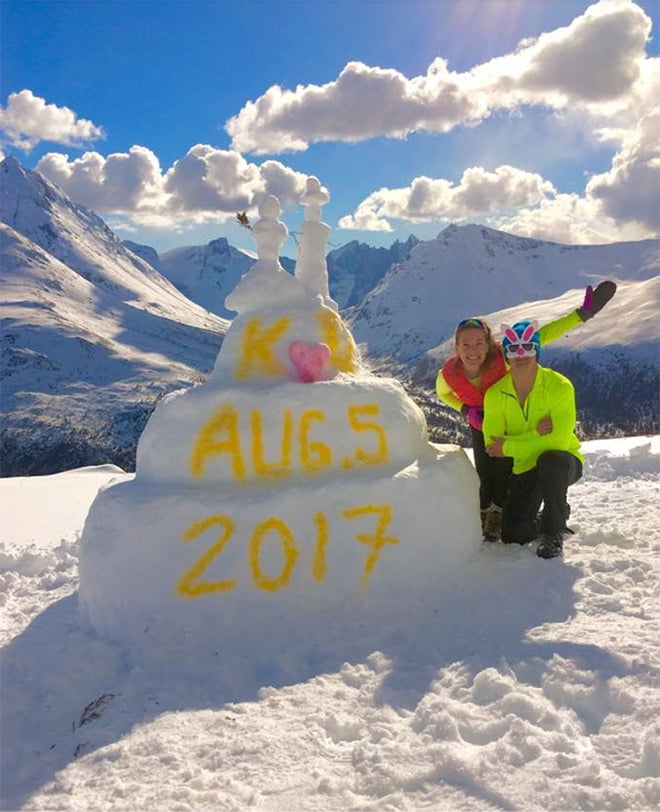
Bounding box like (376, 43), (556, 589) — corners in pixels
(288, 341), (331, 383)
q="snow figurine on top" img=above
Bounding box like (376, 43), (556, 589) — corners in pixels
(77, 178), (481, 681)
(214, 178), (358, 386)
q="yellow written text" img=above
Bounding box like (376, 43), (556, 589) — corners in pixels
(175, 503), (399, 598)
(232, 311), (358, 381)
(190, 403), (389, 482)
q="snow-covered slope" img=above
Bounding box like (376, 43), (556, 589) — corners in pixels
(157, 238), (258, 319)
(1, 224), (224, 383)
(1, 436), (659, 811)
(0, 157), (224, 329)
(326, 235), (418, 310)
(0, 159), (228, 475)
(140, 235), (417, 318)
(349, 223), (660, 361)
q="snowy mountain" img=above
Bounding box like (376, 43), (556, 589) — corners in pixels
(125, 236), (300, 320)
(156, 237), (259, 319)
(2, 157), (658, 474)
(0, 158), (228, 475)
(348, 223), (660, 361)
(132, 235), (417, 318)
(326, 235), (419, 309)
(121, 239), (162, 271)
(0, 158), (218, 327)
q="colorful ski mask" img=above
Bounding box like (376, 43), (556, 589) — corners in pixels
(501, 320), (541, 360)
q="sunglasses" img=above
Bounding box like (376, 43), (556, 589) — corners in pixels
(457, 317), (486, 330)
(505, 342), (537, 358)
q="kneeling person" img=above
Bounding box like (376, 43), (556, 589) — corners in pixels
(483, 320), (583, 559)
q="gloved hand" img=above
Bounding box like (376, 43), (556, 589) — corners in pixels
(577, 280), (617, 321)
(461, 404), (484, 431)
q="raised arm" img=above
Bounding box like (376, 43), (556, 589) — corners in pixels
(539, 281), (617, 347)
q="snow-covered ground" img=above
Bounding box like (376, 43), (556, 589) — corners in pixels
(1, 436), (659, 811)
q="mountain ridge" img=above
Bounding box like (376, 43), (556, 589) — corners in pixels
(1, 158), (227, 475)
(346, 221), (659, 360)
(1, 158), (658, 475)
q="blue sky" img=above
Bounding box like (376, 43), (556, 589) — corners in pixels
(1, 0), (658, 255)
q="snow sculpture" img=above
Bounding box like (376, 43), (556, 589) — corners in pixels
(77, 182), (480, 676)
(215, 187), (356, 383)
(294, 176), (335, 309)
(224, 193), (301, 314)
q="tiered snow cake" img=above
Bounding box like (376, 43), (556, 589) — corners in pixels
(78, 178), (480, 671)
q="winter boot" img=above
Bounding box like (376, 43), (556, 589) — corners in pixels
(482, 505), (502, 542)
(564, 503), (575, 535)
(536, 533), (564, 559)
(535, 504), (573, 537)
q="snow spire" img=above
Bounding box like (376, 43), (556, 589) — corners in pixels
(224, 193), (301, 314)
(294, 176), (337, 311)
(252, 194), (288, 270)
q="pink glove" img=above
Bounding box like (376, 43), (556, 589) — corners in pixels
(462, 405), (484, 431)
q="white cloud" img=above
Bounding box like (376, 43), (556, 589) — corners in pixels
(586, 111), (660, 231)
(494, 193), (652, 245)
(340, 99), (660, 244)
(259, 160), (312, 209)
(0, 90), (104, 150)
(163, 145), (264, 213)
(37, 146), (164, 212)
(226, 0), (653, 154)
(479, 0), (651, 107)
(36, 144), (311, 228)
(483, 107), (659, 244)
(225, 59), (478, 154)
(339, 166), (555, 231)
(161, 145), (309, 223)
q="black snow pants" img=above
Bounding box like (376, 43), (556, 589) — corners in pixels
(500, 450), (583, 544)
(471, 425), (513, 511)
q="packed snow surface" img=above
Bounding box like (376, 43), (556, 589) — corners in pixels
(2, 436), (659, 811)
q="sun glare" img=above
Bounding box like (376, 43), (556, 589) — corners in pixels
(439, 0), (532, 68)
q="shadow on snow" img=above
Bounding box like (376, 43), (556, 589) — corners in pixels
(0, 542), (638, 810)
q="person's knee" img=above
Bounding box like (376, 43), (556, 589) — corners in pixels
(537, 451), (571, 478)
